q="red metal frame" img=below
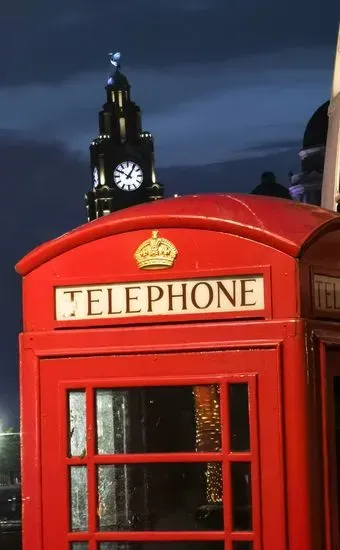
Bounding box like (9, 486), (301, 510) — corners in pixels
(17, 194), (340, 550)
(19, 320), (301, 550)
(21, 226), (292, 332)
(15, 194), (340, 276)
(319, 338), (340, 550)
(37, 347), (281, 550)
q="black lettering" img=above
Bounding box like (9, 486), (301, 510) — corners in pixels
(191, 282), (214, 309)
(168, 283), (187, 311)
(314, 280), (323, 308)
(125, 286), (142, 314)
(240, 279), (256, 307)
(217, 280), (236, 307)
(107, 288), (122, 314)
(63, 290), (83, 301)
(147, 285), (164, 312)
(87, 289), (103, 316)
(62, 290), (83, 317)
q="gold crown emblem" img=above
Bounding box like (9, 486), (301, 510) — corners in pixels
(134, 230), (178, 270)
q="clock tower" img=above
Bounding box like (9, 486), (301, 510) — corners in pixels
(85, 52), (164, 221)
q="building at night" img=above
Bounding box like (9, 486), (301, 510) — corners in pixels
(85, 31), (340, 214)
(85, 52), (163, 220)
(288, 101), (329, 205)
(290, 27), (340, 208)
(251, 27), (339, 207)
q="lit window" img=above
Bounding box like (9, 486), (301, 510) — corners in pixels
(119, 117), (126, 142)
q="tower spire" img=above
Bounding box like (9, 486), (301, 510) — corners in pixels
(85, 52), (164, 221)
(321, 24), (340, 211)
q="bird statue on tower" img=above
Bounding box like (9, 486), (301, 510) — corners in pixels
(107, 52), (121, 85)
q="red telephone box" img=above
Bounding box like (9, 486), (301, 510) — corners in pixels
(15, 194), (340, 550)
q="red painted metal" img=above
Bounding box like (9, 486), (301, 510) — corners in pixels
(39, 350), (282, 550)
(16, 194), (340, 276)
(16, 194), (340, 550)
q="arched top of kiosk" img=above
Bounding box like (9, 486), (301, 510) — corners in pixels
(16, 193), (340, 275)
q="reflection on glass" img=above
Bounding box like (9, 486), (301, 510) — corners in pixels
(97, 463), (223, 532)
(71, 543), (89, 550)
(193, 385), (221, 452)
(98, 543), (225, 550)
(232, 542), (253, 550)
(95, 385), (221, 455)
(231, 462), (252, 531)
(229, 384), (250, 452)
(69, 391), (86, 457)
(70, 466), (88, 532)
(96, 390), (130, 454)
(193, 385), (222, 505)
(96, 389), (148, 532)
(97, 464), (133, 531)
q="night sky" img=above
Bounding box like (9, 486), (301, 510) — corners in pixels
(0, 1), (339, 427)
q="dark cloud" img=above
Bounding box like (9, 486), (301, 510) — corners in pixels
(0, 47), (328, 168)
(1, 0), (338, 86)
(160, 145), (299, 193)
(244, 139), (302, 152)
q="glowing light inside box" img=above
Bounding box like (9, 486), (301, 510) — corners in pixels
(193, 385), (222, 503)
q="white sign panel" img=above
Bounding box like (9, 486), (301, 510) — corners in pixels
(314, 274), (340, 313)
(55, 275), (265, 321)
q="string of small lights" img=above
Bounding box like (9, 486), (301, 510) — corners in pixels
(193, 385), (222, 503)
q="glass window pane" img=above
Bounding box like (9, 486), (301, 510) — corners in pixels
(194, 386), (221, 452)
(231, 462), (252, 531)
(96, 389), (130, 454)
(70, 466), (88, 532)
(69, 391), (86, 457)
(95, 385), (221, 454)
(97, 463), (223, 531)
(229, 384), (250, 452)
(232, 543), (253, 550)
(98, 543), (225, 550)
(71, 544), (88, 550)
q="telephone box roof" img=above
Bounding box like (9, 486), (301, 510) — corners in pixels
(16, 193), (340, 276)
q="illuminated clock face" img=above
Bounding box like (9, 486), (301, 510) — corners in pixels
(113, 161), (143, 191)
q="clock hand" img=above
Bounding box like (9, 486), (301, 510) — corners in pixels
(126, 164), (136, 179)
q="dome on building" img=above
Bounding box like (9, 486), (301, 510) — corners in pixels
(302, 101), (329, 149)
(107, 69), (130, 90)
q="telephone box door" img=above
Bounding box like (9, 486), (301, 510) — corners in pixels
(323, 347), (340, 549)
(39, 349), (285, 550)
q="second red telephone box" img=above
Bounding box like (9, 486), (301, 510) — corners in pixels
(15, 194), (340, 550)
